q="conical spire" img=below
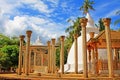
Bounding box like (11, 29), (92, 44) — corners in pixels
(86, 13), (94, 28)
(85, 13), (99, 34)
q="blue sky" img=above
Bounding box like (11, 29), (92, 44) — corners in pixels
(0, 0), (120, 44)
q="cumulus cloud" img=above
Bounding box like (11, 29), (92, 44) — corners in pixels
(0, 14), (66, 43)
(0, 0), (68, 43)
(4, 16), (27, 35)
(0, 0), (21, 15)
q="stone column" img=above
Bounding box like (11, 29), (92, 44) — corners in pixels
(25, 30), (32, 75)
(89, 32), (94, 73)
(29, 50), (32, 73)
(51, 39), (56, 73)
(47, 41), (51, 73)
(60, 36), (65, 74)
(102, 18), (113, 77)
(23, 51), (25, 73)
(89, 32), (94, 39)
(88, 48), (91, 73)
(49, 44), (52, 73)
(80, 18), (88, 78)
(18, 35), (25, 75)
(34, 52), (37, 66)
(94, 43), (98, 74)
(74, 34), (78, 74)
(114, 49), (117, 60)
(113, 49), (117, 69)
(91, 48), (95, 74)
(41, 51), (44, 66)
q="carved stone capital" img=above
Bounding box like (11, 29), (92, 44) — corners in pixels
(47, 41), (51, 46)
(89, 32), (94, 38)
(51, 38), (55, 45)
(79, 18), (88, 27)
(60, 36), (65, 41)
(26, 30), (32, 38)
(20, 35), (25, 41)
(74, 34), (78, 39)
(102, 18), (111, 27)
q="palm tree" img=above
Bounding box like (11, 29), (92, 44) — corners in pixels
(114, 10), (120, 26)
(65, 17), (82, 42)
(65, 17), (82, 50)
(80, 0), (95, 14)
(95, 18), (105, 31)
(66, 17), (82, 36)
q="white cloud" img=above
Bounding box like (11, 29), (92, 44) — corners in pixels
(21, 0), (54, 14)
(0, 0), (20, 15)
(0, 0), (67, 43)
(0, 0), (55, 16)
(4, 16), (27, 35)
(104, 9), (119, 17)
(46, 0), (59, 7)
(0, 14), (66, 42)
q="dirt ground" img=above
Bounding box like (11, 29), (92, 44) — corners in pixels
(0, 73), (120, 80)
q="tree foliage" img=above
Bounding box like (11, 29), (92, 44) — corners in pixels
(95, 18), (105, 31)
(56, 39), (68, 67)
(80, 0), (95, 14)
(65, 17), (82, 49)
(0, 34), (19, 70)
(114, 10), (120, 26)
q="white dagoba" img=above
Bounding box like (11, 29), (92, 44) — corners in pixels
(61, 13), (107, 73)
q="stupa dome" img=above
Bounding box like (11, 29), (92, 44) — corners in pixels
(33, 36), (43, 45)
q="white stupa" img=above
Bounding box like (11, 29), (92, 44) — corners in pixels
(60, 13), (107, 73)
(33, 36), (44, 45)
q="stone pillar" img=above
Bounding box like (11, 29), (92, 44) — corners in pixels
(80, 18), (88, 78)
(41, 52), (44, 66)
(47, 41), (51, 73)
(25, 30), (32, 75)
(89, 32), (95, 73)
(94, 43), (98, 74)
(113, 49), (117, 69)
(49, 44), (52, 73)
(23, 51), (25, 73)
(102, 18), (113, 77)
(29, 50), (32, 73)
(34, 52), (37, 66)
(91, 48), (95, 74)
(18, 35), (25, 75)
(88, 49), (91, 73)
(89, 32), (94, 39)
(60, 36), (65, 74)
(114, 49), (117, 60)
(51, 39), (56, 73)
(74, 34), (78, 74)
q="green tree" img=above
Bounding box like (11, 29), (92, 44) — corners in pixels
(0, 45), (19, 68)
(10, 36), (20, 45)
(56, 44), (68, 67)
(0, 34), (19, 47)
(95, 18), (105, 31)
(0, 52), (12, 70)
(0, 33), (20, 70)
(114, 10), (120, 26)
(0, 34), (11, 47)
(80, 0), (95, 14)
(65, 17), (82, 48)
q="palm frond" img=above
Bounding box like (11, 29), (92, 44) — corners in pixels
(114, 19), (120, 25)
(116, 10), (120, 15)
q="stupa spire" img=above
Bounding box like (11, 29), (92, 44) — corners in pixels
(34, 36), (43, 45)
(85, 13), (99, 34)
